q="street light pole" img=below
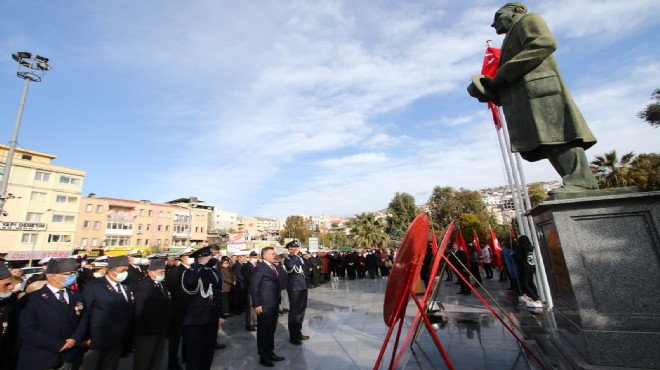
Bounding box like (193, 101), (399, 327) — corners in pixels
(0, 52), (50, 216)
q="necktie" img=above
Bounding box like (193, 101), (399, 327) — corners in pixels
(116, 283), (127, 301)
(156, 282), (167, 296)
(270, 264), (278, 277)
(57, 290), (67, 304)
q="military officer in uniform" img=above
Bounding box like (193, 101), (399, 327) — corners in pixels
(165, 248), (194, 370)
(17, 258), (86, 370)
(79, 256), (134, 370)
(181, 246), (224, 370)
(133, 259), (171, 370)
(283, 240), (309, 345)
(125, 250), (147, 289)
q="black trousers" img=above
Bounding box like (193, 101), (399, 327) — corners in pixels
(183, 323), (217, 370)
(80, 347), (121, 370)
(287, 289), (308, 340)
(167, 310), (185, 367)
(257, 307), (278, 358)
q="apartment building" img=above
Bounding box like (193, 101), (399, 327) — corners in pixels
(0, 145), (85, 258)
(75, 196), (212, 253)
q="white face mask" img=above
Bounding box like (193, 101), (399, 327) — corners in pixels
(250, 258), (258, 264)
(113, 271), (128, 282)
(154, 274), (165, 282)
(93, 272), (104, 278)
(0, 290), (13, 298)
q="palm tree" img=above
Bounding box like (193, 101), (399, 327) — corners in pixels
(591, 150), (635, 188)
(346, 212), (389, 249)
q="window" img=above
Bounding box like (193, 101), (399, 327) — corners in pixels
(93, 221), (101, 230)
(56, 195), (78, 204)
(200, 227), (204, 233)
(96, 205), (103, 213)
(85, 204), (93, 212)
(25, 212), (42, 222)
(164, 239), (170, 246)
(158, 211), (163, 218)
(156, 239), (161, 246)
(166, 212), (171, 219)
(157, 225), (162, 231)
(21, 233), (37, 243)
(34, 171), (50, 182)
(81, 238), (88, 247)
(21, 154), (32, 160)
(148, 210), (153, 216)
(195, 227), (199, 232)
(136, 239), (142, 246)
(165, 225), (170, 232)
(91, 238), (98, 246)
(145, 239), (150, 245)
(83, 221), (91, 229)
(146, 224), (151, 231)
(59, 175), (81, 185)
(31, 192), (47, 202)
(52, 214), (75, 223)
(137, 224), (143, 231)
(139, 209), (145, 216)
(48, 234), (72, 243)
(106, 221), (133, 230)
(105, 236), (131, 246)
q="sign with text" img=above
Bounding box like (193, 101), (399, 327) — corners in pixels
(0, 222), (47, 231)
(5, 250), (72, 261)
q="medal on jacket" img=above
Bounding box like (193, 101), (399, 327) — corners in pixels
(2, 321), (7, 335)
(75, 301), (84, 316)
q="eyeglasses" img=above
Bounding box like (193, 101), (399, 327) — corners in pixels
(58, 272), (78, 277)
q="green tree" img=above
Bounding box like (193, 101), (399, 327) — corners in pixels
(591, 150), (635, 188)
(426, 186), (494, 231)
(527, 182), (547, 207)
(346, 212), (389, 249)
(637, 89), (660, 128)
(283, 215), (312, 244)
(385, 192), (420, 245)
(628, 153), (660, 191)
(458, 213), (482, 243)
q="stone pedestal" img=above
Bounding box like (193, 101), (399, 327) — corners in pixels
(528, 192), (660, 369)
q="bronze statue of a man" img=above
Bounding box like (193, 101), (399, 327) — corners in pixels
(468, 2), (599, 194)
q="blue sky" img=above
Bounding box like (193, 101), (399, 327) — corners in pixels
(1, 0), (658, 219)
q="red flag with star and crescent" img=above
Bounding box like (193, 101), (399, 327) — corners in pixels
(481, 46), (501, 130)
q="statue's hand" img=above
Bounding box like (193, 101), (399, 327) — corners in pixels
(480, 77), (501, 93)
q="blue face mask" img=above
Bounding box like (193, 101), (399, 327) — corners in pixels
(61, 273), (78, 287)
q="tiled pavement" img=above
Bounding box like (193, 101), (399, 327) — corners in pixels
(118, 275), (543, 369)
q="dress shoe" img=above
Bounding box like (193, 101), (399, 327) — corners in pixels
(299, 335), (310, 340)
(259, 357), (275, 367)
(289, 339), (302, 345)
(215, 343), (226, 350)
(246, 325), (257, 331)
(270, 354), (285, 361)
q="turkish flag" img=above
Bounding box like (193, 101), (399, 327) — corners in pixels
(490, 226), (502, 270)
(481, 46), (502, 130)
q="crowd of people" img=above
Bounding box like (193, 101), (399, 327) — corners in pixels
(0, 243), (397, 370)
(434, 236), (543, 309)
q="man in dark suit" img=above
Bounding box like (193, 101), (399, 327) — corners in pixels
(242, 251), (259, 331)
(231, 253), (246, 315)
(250, 247), (285, 367)
(17, 258), (86, 370)
(283, 240), (309, 344)
(79, 256), (134, 370)
(133, 259), (171, 370)
(0, 262), (18, 370)
(165, 248), (193, 370)
(448, 243), (471, 295)
(181, 246), (224, 370)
